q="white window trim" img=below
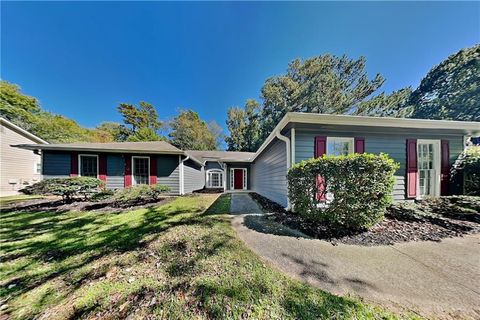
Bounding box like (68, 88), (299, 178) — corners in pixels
(78, 154), (99, 178)
(416, 139), (441, 199)
(326, 137), (354, 156)
(206, 169), (224, 188)
(230, 168), (247, 190)
(132, 156), (150, 185)
(34, 161), (42, 174)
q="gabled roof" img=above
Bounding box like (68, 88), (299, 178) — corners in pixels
(15, 141), (183, 155)
(0, 117), (48, 144)
(252, 112), (480, 161)
(185, 150), (255, 163)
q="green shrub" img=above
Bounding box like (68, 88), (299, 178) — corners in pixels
(113, 184), (170, 204)
(288, 153), (399, 231)
(451, 146), (480, 196)
(463, 147), (480, 196)
(21, 177), (104, 201)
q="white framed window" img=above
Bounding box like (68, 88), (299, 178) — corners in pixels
(207, 169), (224, 188)
(79, 154), (98, 177)
(34, 161), (42, 174)
(327, 137), (354, 156)
(132, 156), (150, 185)
(417, 139), (441, 198)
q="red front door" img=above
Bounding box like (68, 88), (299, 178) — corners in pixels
(234, 169), (244, 189)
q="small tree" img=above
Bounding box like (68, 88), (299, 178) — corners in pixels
(21, 177), (104, 202)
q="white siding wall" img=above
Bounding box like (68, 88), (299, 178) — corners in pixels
(0, 124), (43, 195)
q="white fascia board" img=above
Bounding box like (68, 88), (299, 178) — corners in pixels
(12, 144), (185, 155)
(0, 117), (49, 144)
(287, 112), (480, 132)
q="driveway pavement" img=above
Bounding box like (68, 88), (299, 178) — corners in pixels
(230, 193), (480, 319)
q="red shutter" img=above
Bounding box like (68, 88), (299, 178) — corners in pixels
(150, 156), (157, 185)
(315, 136), (327, 158)
(98, 154), (107, 182)
(70, 152), (78, 177)
(315, 136), (327, 201)
(124, 154), (132, 187)
(406, 139), (417, 198)
(354, 137), (365, 154)
(440, 140), (450, 196)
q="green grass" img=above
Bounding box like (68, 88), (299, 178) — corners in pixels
(0, 195), (44, 208)
(1, 194), (414, 319)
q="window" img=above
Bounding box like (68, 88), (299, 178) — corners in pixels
(79, 155), (98, 177)
(207, 170), (223, 188)
(327, 137), (354, 156)
(133, 157), (150, 185)
(34, 161), (42, 174)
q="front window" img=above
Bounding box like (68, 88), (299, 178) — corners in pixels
(207, 170), (223, 188)
(79, 155), (98, 177)
(327, 137), (354, 156)
(133, 157), (150, 185)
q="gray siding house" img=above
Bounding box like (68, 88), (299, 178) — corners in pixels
(16, 113), (480, 208)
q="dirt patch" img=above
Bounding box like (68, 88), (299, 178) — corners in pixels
(250, 193), (480, 246)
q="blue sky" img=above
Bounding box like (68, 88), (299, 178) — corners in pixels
(2, 1), (479, 134)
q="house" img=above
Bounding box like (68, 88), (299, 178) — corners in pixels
(1, 117), (48, 196)
(15, 113), (480, 207)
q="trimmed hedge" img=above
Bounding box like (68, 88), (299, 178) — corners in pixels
(452, 146), (480, 196)
(288, 153), (399, 231)
(112, 184), (170, 205)
(21, 177), (104, 201)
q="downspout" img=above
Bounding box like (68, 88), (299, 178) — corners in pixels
(217, 161), (227, 192)
(275, 129), (291, 210)
(180, 155), (190, 195)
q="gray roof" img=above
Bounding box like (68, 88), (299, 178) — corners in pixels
(185, 150), (255, 163)
(15, 141), (183, 154)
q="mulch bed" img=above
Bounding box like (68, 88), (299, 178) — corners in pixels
(250, 192), (480, 246)
(2, 196), (175, 214)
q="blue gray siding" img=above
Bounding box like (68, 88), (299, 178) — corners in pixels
(184, 160), (204, 193)
(226, 163), (251, 190)
(106, 154), (124, 189)
(157, 155), (180, 194)
(42, 152), (70, 178)
(251, 139), (288, 207)
(294, 128), (464, 200)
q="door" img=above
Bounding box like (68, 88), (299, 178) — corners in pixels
(234, 169), (244, 189)
(417, 141), (440, 198)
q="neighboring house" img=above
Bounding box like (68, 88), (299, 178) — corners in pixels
(0, 117), (48, 196)
(16, 113), (480, 208)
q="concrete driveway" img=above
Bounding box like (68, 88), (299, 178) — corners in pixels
(230, 193), (480, 319)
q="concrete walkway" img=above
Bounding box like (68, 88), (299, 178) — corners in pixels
(230, 193), (480, 319)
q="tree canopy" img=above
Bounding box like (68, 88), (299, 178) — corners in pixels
(407, 44), (480, 121)
(225, 46), (480, 151)
(168, 110), (218, 150)
(117, 101), (163, 141)
(225, 99), (261, 152)
(0, 81), (105, 143)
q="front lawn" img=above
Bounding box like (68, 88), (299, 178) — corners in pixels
(1, 194), (409, 319)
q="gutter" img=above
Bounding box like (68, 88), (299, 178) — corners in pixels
(275, 129), (291, 210)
